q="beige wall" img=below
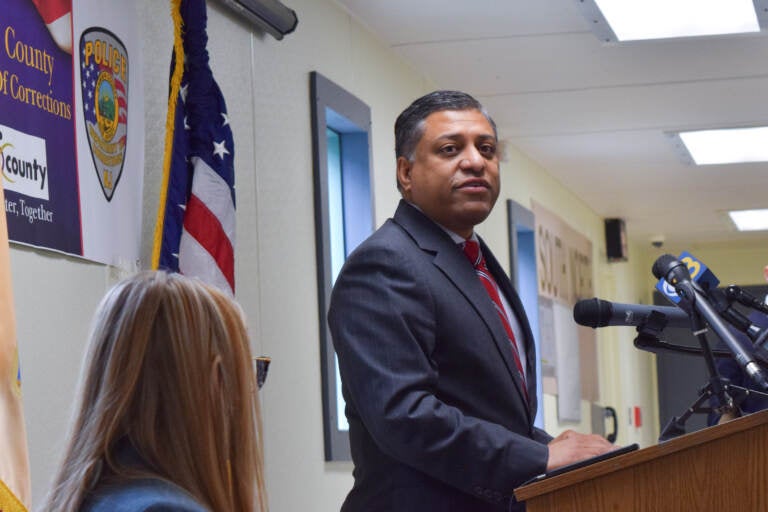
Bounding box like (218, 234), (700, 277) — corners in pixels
(642, 240), (767, 291)
(12, 1), (766, 510)
(480, 146), (660, 447)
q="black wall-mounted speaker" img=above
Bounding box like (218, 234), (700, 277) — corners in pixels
(605, 218), (627, 262)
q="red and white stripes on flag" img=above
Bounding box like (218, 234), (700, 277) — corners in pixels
(178, 156), (235, 293)
(116, 76), (127, 125)
(31, 0), (72, 54)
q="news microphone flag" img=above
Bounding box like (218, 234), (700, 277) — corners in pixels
(656, 251), (720, 305)
(0, 182), (30, 512)
(152, 0), (236, 295)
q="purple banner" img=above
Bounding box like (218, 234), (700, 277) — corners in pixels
(1, 0), (81, 255)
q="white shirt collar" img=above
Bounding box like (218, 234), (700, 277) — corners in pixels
(407, 201), (477, 245)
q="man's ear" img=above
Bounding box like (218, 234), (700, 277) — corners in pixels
(396, 156), (412, 197)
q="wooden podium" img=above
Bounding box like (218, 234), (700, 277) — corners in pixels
(514, 409), (768, 511)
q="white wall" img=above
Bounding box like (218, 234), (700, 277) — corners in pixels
(12, 249), (112, 506)
(14, 1), (765, 510)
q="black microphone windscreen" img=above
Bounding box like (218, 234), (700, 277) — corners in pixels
(652, 254), (679, 280)
(573, 298), (613, 328)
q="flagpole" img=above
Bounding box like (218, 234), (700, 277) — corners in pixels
(151, 0), (186, 270)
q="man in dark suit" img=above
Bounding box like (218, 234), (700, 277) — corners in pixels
(328, 90), (613, 511)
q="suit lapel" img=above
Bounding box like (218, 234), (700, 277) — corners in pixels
(393, 202), (532, 415)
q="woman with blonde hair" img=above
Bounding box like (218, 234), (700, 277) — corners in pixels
(40, 271), (267, 511)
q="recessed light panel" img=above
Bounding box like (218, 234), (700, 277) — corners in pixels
(594, 0), (759, 41)
(679, 127), (768, 165)
(728, 209), (768, 231)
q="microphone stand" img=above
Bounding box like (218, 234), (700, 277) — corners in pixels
(658, 310), (740, 440)
(657, 283), (768, 441)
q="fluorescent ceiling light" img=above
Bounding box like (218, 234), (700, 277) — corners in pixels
(678, 127), (768, 165)
(594, 0), (759, 41)
(728, 209), (768, 231)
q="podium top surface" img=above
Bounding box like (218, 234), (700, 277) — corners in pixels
(514, 409), (768, 502)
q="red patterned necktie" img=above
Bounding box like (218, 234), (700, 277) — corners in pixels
(462, 240), (528, 396)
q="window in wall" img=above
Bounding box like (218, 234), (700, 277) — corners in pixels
(507, 199), (544, 429)
(326, 128), (346, 286)
(310, 71), (373, 461)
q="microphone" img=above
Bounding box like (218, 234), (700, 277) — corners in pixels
(708, 288), (766, 342)
(573, 298), (690, 329)
(654, 251), (719, 305)
(724, 285), (768, 316)
(653, 254), (768, 390)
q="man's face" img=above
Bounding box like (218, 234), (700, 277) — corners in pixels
(397, 109), (500, 238)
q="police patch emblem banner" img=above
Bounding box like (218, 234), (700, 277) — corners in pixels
(79, 28), (128, 202)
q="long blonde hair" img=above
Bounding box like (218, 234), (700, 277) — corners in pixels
(40, 271), (267, 511)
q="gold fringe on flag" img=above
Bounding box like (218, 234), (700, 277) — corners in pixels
(151, 0), (186, 269)
(0, 478), (27, 512)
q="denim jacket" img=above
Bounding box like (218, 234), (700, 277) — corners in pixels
(80, 441), (209, 512)
(81, 478), (209, 512)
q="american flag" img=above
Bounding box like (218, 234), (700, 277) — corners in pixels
(31, 0), (72, 54)
(152, 0), (236, 295)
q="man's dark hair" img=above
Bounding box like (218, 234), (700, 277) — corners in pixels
(394, 90), (497, 162)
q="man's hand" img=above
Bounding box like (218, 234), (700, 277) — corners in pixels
(546, 429), (616, 471)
